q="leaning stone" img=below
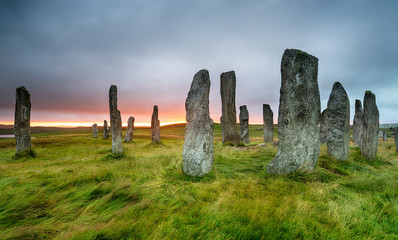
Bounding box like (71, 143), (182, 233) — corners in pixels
(267, 49), (321, 174)
(395, 127), (398, 153)
(124, 116), (135, 142)
(263, 104), (273, 143)
(239, 105), (250, 144)
(320, 109), (328, 144)
(151, 105), (161, 144)
(183, 69), (214, 176)
(92, 124), (98, 138)
(14, 86), (31, 153)
(360, 91), (379, 159)
(353, 99), (363, 147)
(220, 71), (241, 145)
(325, 82), (350, 161)
(109, 85), (123, 155)
(103, 120), (109, 139)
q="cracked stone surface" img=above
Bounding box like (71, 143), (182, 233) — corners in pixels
(267, 49), (320, 175)
(183, 69), (214, 176)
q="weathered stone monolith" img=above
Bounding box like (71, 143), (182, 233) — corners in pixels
(353, 99), (363, 147)
(267, 49), (320, 175)
(103, 120), (109, 139)
(320, 109), (328, 144)
(239, 105), (249, 144)
(183, 69), (214, 176)
(14, 86), (31, 153)
(263, 104), (273, 143)
(124, 116), (135, 142)
(92, 124), (98, 138)
(383, 131), (387, 141)
(395, 127), (398, 153)
(109, 85), (123, 155)
(220, 71), (240, 145)
(151, 105), (161, 144)
(325, 82), (350, 161)
(360, 91), (379, 159)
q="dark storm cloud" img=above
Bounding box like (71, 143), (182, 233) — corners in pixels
(0, 0), (397, 124)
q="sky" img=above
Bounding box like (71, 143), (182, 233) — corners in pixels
(0, 0), (397, 127)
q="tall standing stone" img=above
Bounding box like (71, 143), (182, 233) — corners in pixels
(395, 127), (398, 153)
(325, 82), (350, 161)
(183, 69), (214, 176)
(263, 104), (273, 143)
(360, 91), (379, 159)
(151, 105), (161, 144)
(124, 116), (135, 142)
(109, 85), (123, 155)
(239, 105), (249, 144)
(92, 124), (98, 138)
(220, 71), (240, 145)
(14, 86), (31, 153)
(353, 99), (363, 147)
(267, 49), (320, 174)
(103, 120), (109, 139)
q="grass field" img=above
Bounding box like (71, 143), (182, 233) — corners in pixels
(0, 124), (398, 239)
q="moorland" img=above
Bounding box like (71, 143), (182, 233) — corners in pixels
(0, 124), (397, 239)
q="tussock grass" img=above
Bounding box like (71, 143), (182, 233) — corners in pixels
(0, 124), (397, 239)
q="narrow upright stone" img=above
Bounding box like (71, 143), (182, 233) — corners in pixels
(319, 109), (328, 144)
(103, 120), (109, 139)
(395, 127), (398, 153)
(220, 71), (240, 145)
(183, 69), (214, 176)
(92, 124), (98, 138)
(267, 49), (320, 174)
(124, 116), (135, 142)
(151, 105), (161, 144)
(239, 105), (249, 144)
(353, 99), (363, 147)
(360, 91), (379, 159)
(325, 82), (350, 161)
(383, 131), (387, 141)
(14, 86), (31, 153)
(109, 85), (123, 155)
(263, 104), (273, 143)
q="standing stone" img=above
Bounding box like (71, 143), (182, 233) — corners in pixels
(325, 82), (350, 161)
(383, 131), (387, 141)
(151, 105), (161, 144)
(220, 71), (241, 145)
(395, 127), (398, 153)
(109, 85), (123, 155)
(14, 86), (31, 153)
(263, 104), (274, 143)
(353, 99), (363, 147)
(239, 105), (250, 144)
(92, 124), (98, 138)
(103, 120), (109, 139)
(320, 109), (328, 144)
(267, 49), (320, 174)
(124, 116), (135, 142)
(183, 69), (214, 176)
(360, 91), (379, 159)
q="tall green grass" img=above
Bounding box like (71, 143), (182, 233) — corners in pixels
(0, 124), (397, 239)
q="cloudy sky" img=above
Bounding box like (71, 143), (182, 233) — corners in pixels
(0, 0), (397, 126)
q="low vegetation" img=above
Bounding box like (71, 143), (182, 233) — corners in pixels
(0, 124), (397, 239)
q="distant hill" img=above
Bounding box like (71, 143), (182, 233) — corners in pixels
(380, 123), (398, 129)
